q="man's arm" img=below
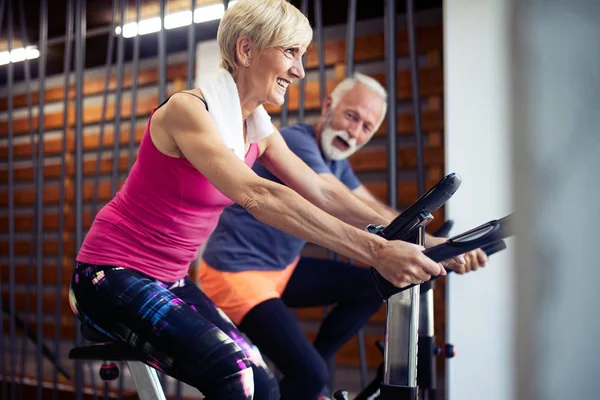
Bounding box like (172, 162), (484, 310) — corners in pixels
(352, 184), (400, 221)
(258, 129), (390, 229)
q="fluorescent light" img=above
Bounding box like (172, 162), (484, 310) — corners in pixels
(115, 1), (238, 38)
(0, 46), (40, 66)
(165, 10), (193, 29)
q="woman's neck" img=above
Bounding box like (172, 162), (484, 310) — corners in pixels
(231, 69), (262, 120)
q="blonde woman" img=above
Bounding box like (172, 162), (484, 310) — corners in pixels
(68, 0), (445, 398)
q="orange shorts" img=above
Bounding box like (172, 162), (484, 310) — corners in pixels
(197, 257), (299, 325)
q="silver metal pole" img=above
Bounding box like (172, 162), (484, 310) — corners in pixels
(36, 1), (48, 398)
(314, 0), (326, 104)
(383, 228), (422, 392)
(385, 0), (397, 209)
(0, 0), (8, 396)
(55, 1), (74, 398)
(298, 0), (308, 124)
(6, 2), (18, 397)
(186, 0), (197, 91)
(91, 0), (117, 218)
(74, 1), (87, 398)
(345, 0), (357, 77)
(111, 0), (127, 197)
(158, 0), (167, 102)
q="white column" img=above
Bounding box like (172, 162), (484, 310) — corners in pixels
(443, 1), (514, 399)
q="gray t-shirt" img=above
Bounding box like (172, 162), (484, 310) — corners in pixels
(202, 123), (361, 272)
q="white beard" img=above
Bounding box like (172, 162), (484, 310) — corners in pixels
(320, 121), (364, 161)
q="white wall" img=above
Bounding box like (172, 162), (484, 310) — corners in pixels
(443, 1), (514, 399)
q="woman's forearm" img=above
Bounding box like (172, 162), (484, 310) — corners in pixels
(243, 180), (386, 267)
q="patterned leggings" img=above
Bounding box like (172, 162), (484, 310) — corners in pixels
(69, 262), (279, 400)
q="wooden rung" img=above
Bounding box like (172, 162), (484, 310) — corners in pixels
(0, 124), (146, 163)
(362, 180), (438, 206)
(0, 25), (443, 111)
(264, 67), (444, 114)
(0, 94), (160, 138)
(0, 207), (94, 233)
(295, 306), (386, 324)
(0, 63), (188, 111)
(0, 133), (69, 159)
(2, 315), (76, 341)
(374, 110), (444, 138)
(1, 110), (443, 184)
(0, 235), (76, 256)
(1, 68), (442, 138)
(304, 25), (443, 70)
(0, 290), (70, 316)
(0, 179), (127, 207)
(304, 331), (385, 368)
(349, 147), (444, 173)
(0, 260), (74, 286)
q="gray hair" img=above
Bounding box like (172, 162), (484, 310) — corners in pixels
(329, 72), (388, 131)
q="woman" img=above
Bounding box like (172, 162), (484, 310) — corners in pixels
(69, 0), (445, 399)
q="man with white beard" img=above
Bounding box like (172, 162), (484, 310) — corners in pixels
(197, 73), (487, 400)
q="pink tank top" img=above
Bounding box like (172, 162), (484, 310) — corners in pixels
(77, 107), (260, 281)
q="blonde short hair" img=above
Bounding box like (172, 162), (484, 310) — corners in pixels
(217, 0), (313, 72)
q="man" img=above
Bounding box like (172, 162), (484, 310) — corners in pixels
(198, 73), (487, 399)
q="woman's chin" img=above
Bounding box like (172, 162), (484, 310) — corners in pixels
(266, 92), (286, 107)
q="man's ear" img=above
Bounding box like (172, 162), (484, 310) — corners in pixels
(235, 36), (253, 66)
(321, 96), (333, 117)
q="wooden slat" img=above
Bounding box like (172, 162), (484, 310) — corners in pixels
(304, 25), (442, 70)
(0, 109), (444, 181)
(296, 306), (386, 324)
(0, 180), (124, 207)
(305, 331), (384, 368)
(5, 143), (443, 189)
(0, 25), (442, 111)
(374, 110), (444, 138)
(0, 63), (187, 111)
(0, 181), (72, 207)
(0, 207), (94, 232)
(0, 235), (75, 256)
(1, 290), (70, 316)
(363, 179), (439, 206)
(0, 95), (159, 138)
(2, 316), (76, 341)
(349, 147), (444, 172)
(0, 67), (442, 138)
(264, 67), (444, 114)
(0, 260), (74, 286)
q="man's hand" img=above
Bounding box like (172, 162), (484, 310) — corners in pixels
(373, 240), (446, 288)
(424, 235), (488, 274)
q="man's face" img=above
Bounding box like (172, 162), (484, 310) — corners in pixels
(319, 83), (385, 161)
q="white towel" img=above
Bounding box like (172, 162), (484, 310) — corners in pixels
(198, 68), (274, 160)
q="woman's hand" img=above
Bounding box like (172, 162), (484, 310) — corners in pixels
(373, 240), (446, 288)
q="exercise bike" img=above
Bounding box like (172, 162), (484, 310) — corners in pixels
(333, 173), (514, 400)
(68, 173), (513, 400)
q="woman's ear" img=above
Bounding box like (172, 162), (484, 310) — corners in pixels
(236, 36), (253, 66)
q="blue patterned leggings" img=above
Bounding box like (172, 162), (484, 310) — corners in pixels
(69, 262), (279, 399)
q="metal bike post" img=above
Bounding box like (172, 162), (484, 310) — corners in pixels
(418, 283), (436, 400)
(381, 226), (423, 400)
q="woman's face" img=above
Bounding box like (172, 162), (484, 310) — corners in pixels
(246, 44), (307, 106)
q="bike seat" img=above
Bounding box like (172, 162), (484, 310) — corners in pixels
(81, 320), (113, 343)
(69, 321), (140, 361)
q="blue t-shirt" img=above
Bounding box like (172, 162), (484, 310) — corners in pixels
(202, 123), (361, 272)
